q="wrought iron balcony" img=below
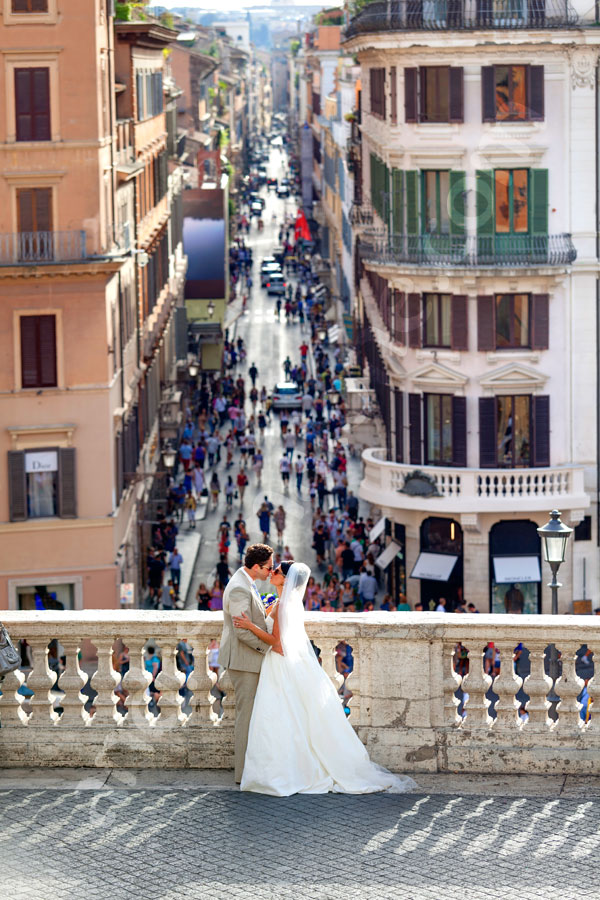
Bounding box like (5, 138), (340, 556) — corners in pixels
(0, 231), (88, 266)
(358, 232), (577, 268)
(345, 0), (579, 37)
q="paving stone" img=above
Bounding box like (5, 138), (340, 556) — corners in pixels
(1, 788), (597, 900)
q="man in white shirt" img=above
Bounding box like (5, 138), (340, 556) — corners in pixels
(295, 454), (305, 493)
(435, 598), (447, 612)
(279, 454), (291, 487)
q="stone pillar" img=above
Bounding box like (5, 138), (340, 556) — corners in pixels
(461, 519), (489, 610)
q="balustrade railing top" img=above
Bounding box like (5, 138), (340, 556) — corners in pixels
(0, 231), (88, 265)
(0, 611), (598, 775)
(344, 0), (580, 38)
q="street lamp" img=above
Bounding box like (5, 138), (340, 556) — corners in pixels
(207, 300), (216, 318)
(537, 509), (573, 615)
(188, 360), (199, 378)
(161, 445), (177, 469)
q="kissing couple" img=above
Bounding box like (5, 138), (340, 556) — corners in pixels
(219, 543), (416, 796)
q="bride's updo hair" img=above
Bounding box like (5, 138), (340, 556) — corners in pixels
(279, 560), (294, 577)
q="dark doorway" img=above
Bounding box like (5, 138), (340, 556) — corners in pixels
(489, 519), (541, 613)
(419, 516), (463, 611)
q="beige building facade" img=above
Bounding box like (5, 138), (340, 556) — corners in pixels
(0, 2), (186, 611)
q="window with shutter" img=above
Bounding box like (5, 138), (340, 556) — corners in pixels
(15, 67), (50, 141)
(495, 294), (530, 348)
(405, 171), (419, 236)
(370, 67), (386, 119)
(479, 397), (497, 467)
(136, 72), (144, 120)
(404, 68), (417, 123)
(394, 389), (403, 462)
(8, 451), (27, 522)
(530, 168), (548, 235)
(481, 67), (496, 122)
(394, 291), (406, 345)
(423, 171), (450, 235)
(448, 171), (466, 236)
(409, 393), (422, 465)
(452, 396), (467, 467)
(424, 294), (451, 348)
(421, 67), (450, 123)
(408, 293), (421, 348)
(531, 294), (549, 350)
(497, 395), (531, 467)
(12, 0), (48, 9)
(425, 394), (453, 464)
(528, 66), (544, 121)
(58, 448), (77, 517)
(477, 295), (495, 351)
(449, 67), (464, 123)
(391, 169), (403, 235)
(451, 295), (468, 351)
(532, 395), (550, 467)
(20, 314), (57, 388)
(475, 170), (494, 238)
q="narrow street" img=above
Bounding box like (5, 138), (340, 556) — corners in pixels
(185, 144), (363, 606)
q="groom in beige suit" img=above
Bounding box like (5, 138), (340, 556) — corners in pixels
(220, 543), (279, 783)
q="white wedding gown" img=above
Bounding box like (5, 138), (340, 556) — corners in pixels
(240, 563), (417, 797)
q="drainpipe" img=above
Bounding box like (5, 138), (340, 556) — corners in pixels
(596, 62), (600, 548)
(106, 6), (117, 246)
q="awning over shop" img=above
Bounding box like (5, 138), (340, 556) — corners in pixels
(493, 556), (541, 584)
(375, 541), (402, 571)
(369, 516), (386, 543)
(410, 552), (458, 582)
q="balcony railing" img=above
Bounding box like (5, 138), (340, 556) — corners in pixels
(345, 0), (579, 37)
(361, 449), (589, 514)
(0, 231), (88, 265)
(359, 232), (577, 268)
(115, 117), (135, 163)
(0, 611), (598, 775)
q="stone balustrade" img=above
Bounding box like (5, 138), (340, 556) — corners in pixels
(362, 448), (589, 516)
(0, 611), (597, 774)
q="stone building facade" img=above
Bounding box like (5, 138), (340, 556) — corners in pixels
(344, 0), (599, 613)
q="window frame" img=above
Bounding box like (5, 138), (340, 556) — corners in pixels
(496, 394), (532, 468)
(494, 64), (528, 121)
(4, 0), (56, 23)
(421, 66), (450, 123)
(14, 308), (63, 390)
(423, 293), (452, 349)
(421, 169), (451, 235)
(494, 293), (531, 349)
(424, 392), (454, 465)
(494, 168), (529, 235)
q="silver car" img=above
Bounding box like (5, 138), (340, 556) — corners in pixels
(271, 382), (303, 409)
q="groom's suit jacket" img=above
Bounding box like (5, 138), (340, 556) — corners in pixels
(220, 568), (269, 674)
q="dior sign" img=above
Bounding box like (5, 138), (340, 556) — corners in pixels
(25, 451), (58, 473)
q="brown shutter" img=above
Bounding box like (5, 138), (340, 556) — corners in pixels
(408, 293), (421, 348)
(8, 451), (27, 522)
(452, 396), (467, 467)
(408, 394), (422, 464)
(394, 389), (403, 463)
(20, 316), (39, 387)
(451, 295), (468, 351)
(481, 66), (496, 122)
(477, 295), (495, 350)
(531, 293), (549, 350)
(390, 66), (397, 125)
(394, 291), (406, 345)
(58, 448), (77, 518)
(15, 68), (33, 141)
(32, 68), (50, 139)
(532, 395), (550, 467)
(528, 65), (544, 122)
(404, 68), (418, 123)
(34, 187), (52, 231)
(17, 189), (34, 232)
(449, 67), (464, 123)
(38, 314), (57, 386)
(479, 397), (497, 468)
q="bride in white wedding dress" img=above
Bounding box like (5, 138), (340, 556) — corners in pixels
(232, 561), (417, 797)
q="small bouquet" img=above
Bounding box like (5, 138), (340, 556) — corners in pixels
(260, 592), (278, 611)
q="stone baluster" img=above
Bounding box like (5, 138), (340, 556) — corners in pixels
(0, 665), (27, 726)
(56, 640), (87, 726)
(556, 642), (585, 732)
(90, 639), (120, 726)
(443, 642), (462, 726)
(186, 635), (219, 725)
(154, 641), (185, 728)
(26, 638), (58, 724)
(121, 637), (152, 726)
(523, 642), (552, 729)
(461, 643), (492, 727)
(319, 639), (344, 693)
(492, 641), (522, 731)
(217, 667), (236, 722)
(345, 639), (362, 724)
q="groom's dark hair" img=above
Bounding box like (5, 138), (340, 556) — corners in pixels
(245, 543), (273, 569)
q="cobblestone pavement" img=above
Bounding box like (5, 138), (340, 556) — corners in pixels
(2, 786), (599, 899)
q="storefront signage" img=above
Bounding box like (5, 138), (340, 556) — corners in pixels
(25, 451), (58, 473)
(120, 583), (135, 605)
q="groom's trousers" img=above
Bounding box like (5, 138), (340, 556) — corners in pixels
(227, 668), (260, 783)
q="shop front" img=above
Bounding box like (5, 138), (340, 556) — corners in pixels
(489, 520), (542, 614)
(410, 517), (464, 610)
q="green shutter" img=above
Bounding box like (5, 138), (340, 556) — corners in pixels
(405, 170), (418, 236)
(449, 171), (466, 236)
(476, 170), (494, 236)
(384, 163), (390, 226)
(370, 153), (377, 211)
(531, 168), (548, 235)
(392, 169), (404, 234)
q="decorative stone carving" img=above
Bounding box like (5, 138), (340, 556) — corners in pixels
(399, 470), (441, 498)
(570, 48), (598, 91)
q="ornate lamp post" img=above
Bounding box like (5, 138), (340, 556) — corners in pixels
(161, 445), (177, 470)
(537, 509), (573, 615)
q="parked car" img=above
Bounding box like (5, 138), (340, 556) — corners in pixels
(261, 262), (282, 286)
(271, 382), (303, 409)
(265, 272), (286, 295)
(267, 177), (277, 189)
